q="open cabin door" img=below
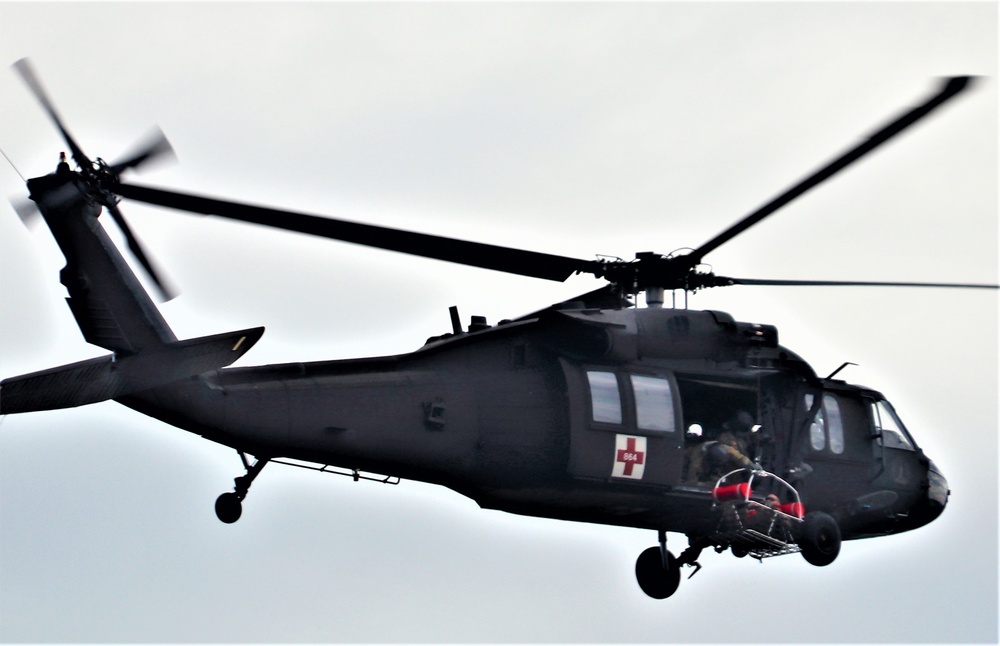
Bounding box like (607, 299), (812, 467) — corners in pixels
(561, 360), (684, 486)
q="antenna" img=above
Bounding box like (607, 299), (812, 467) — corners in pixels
(0, 147), (26, 182)
(826, 362), (858, 380)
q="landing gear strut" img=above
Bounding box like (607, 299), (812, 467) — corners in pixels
(215, 451), (269, 524)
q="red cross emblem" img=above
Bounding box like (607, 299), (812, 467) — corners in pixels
(613, 434), (647, 479)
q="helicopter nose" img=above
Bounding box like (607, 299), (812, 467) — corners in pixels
(912, 460), (949, 527)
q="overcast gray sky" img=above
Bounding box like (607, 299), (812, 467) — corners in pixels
(1, 2), (996, 643)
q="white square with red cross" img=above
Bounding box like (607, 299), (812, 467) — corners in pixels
(612, 434), (647, 479)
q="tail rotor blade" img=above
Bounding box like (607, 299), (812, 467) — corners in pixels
(12, 58), (92, 172)
(106, 202), (177, 301)
(10, 195), (42, 228)
(108, 127), (176, 176)
(12, 60), (177, 300)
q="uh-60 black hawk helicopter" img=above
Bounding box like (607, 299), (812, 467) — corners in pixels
(2, 59), (996, 599)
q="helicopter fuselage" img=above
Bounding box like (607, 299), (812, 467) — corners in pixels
(119, 304), (945, 541)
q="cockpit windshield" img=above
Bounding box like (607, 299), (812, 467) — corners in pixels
(871, 399), (915, 450)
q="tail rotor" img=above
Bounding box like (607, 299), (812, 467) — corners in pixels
(12, 58), (178, 301)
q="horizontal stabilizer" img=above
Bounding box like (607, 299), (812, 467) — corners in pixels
(0, 327), (264, 414)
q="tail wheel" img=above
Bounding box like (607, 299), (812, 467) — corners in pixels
(214, 451), (269, 524)
(215, 492), (243, 524)
(799, 511), (841, 566)
(635, 546), (681, 599)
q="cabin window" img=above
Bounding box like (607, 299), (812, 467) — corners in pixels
(630, 375), (676, 433)
(587, 371), (622, 425)
(871, 399), (914, 450)
(805, 393), (846, 454)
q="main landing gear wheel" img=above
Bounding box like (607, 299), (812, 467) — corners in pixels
(214, 451), (269, 524)
(799, 511), (841, 566)
(635, 546), (681, 599)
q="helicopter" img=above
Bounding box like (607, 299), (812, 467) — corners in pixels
(2, 59), (996, 600)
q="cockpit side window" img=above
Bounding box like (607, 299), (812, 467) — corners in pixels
(871, 399), (915, 450)
(804, 393), (846, 455)
(806, 393), (825, 451)
(826, 395), (845, 454)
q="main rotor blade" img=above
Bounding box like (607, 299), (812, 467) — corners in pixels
(723, 277), (998, 289)
(105, 202), (177, 301)
(13, 58), (91, 172)
(688, 76), (974, 264)
(108, 127), (176, 176)
(115, 182), (598, 282)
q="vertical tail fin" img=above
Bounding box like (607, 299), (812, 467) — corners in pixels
(27, 169), (176, 353)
